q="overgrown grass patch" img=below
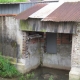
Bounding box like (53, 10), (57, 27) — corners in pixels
(0, 54), (21, 78)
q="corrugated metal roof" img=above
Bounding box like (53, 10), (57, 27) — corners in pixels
(15, 3), (47, 20)
(29, 2), (62, 18)
(42, 2), (80, 22)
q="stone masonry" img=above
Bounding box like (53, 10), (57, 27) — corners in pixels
(69, 23), (80, 80)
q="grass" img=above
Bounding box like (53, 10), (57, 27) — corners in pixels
(49, 75), (54, 80)
(18, 72), (35, 80)
(26, 72), (35, 79)
(0, 0), (27, 3)
(18, 74), (54, 80)
(0, 54), (20, 78)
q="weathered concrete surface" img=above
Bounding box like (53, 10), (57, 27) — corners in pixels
(69, 23), (80, 80)
(20, 19), (76, 34)
(42, 44), (71, 70)
(5, 17), (23, 55)
(0, 16), (40, 73)
(0, 16), (23, 57)
(18, 32), (40, 73)
(24, 41), (40, 73)
(69, 67), (80, 80)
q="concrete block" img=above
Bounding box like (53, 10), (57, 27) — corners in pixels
(69, 68), (80, 80)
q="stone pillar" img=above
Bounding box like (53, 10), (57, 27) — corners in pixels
(69, 23), (80, 80)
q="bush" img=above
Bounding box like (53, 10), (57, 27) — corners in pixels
(0, 55), (20, 78)
(0, 0), (27, 3)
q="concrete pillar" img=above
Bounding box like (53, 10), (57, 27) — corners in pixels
(69, 23), (80, 80)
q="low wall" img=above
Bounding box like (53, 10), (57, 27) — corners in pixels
(42, 44), (71, 70)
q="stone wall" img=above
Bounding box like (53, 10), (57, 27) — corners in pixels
(69, 23), (80, 80)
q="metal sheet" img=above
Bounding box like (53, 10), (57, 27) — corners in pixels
(46, 33), (57, 54)
(20, 3), (35, 12)
(15, 3), (47, 20)
(42, 2), (80, 22)
(0, 4), (20, 14)
(29, 2), (62, 18)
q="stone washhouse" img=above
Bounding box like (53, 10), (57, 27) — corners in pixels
(0, 1), (80, 80)
(15, 2), (80, 80)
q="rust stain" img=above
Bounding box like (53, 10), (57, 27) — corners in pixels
(0, 14), (17, 16)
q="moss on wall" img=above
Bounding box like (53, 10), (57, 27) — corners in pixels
(41, 29), (46, 32)
(20, 20), (28, 30)
(20, 20), (33, 31)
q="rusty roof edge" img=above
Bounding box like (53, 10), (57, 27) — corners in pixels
(0, 14), (17, 17)
(15, 3), (47, 20)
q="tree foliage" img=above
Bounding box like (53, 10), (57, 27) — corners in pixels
(0, 0), (27, 3)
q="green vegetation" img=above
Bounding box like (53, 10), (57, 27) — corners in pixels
(35, 77), (38, 80)
(49, 75), (54, 80)
(18, 72), (35, 80)
(20, 20), (33, 31)
(18, 75), (26, 80)
(26, 72), (35, 79)
(0, 0), (27, 3)
(0, 54), (20, 78)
